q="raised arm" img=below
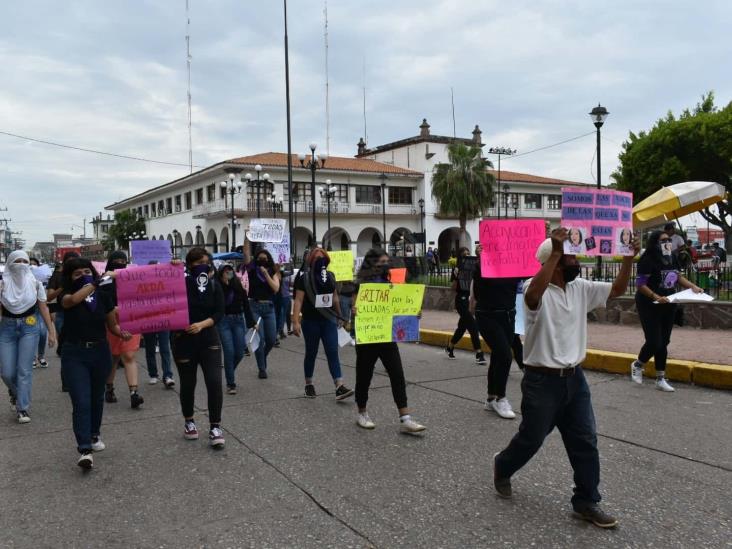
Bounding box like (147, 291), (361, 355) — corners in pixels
(525, 228), (566, 311)
(609, 235), (641, 299)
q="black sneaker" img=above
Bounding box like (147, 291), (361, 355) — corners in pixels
(77, 452), (93, 470)
(335, 385), (354, 401)
(493, 453), (512, 498)
(130, 392), (144, 409)
(105, 387), (117, 403)
(227, 384), (238, 395)
(163, 377), (175, 389)
(258, 370), (268, 379)
(445, 347), (456, 360)
(304, 384), (317, 398)
(573, 504), (618, 529)
(476, 352), (487, 365)
(274, 339), (281, 348)
(244, 348), (251, 357)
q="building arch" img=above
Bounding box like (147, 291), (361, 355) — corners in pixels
(195, 229), (204, 246)
(219, 227), (229, 253)
(437, 227), (471, 261)
(322, 226), (351, 251)
(206, 229), (218, 253)
(390, 227), (416, 257)
(356, 227), (383, 256)
(292, 227), (314, 262)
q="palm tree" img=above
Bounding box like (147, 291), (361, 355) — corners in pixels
(431, 143), (495, 247)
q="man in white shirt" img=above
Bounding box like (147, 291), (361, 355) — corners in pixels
(492, 227), (639, 529)
(664, 223), (685, 252)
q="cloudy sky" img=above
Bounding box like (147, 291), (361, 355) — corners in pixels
(1, 0), (730, 246)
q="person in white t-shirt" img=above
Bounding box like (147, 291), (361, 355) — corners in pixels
(663, 223), (685, 252)
(492, 227), (639, 530)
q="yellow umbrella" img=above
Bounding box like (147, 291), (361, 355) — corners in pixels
(633, 181), (727, 229)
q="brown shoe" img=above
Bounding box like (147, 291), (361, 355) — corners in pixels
(573, 504), (618, 529)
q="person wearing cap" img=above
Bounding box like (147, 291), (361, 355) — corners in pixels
(492, 227), (639, 529)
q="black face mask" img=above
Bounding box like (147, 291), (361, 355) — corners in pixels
(257, 258), (269, 267)
(562, 264), (581, 283)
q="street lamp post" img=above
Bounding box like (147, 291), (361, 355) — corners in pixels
(318, 179), (337, 249)
(379, 173), (388, 251)
(220, 172), (243, 252)
(589, 103), (609, 279)
(299, 143), (328, 246)
(418, 198), (425, 256)
(512, 195), (519, 219)
(488, 147), (516, 219)
(244, 165), (270, 220)
(502, 184), (510, 220)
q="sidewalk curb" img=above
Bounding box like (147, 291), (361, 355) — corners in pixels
(419, 329), (732, 390)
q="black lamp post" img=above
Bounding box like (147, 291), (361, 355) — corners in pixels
(220, 172), (242, 251)
(502, 184), (510, 220)
(299, 143), (328, 245)
(244, 165), (270, 220)
(488, 147), (516, 218)
(379, 173), (388, 251)
(512, 194), (519, 219)
(590, 103), (609, 278)
(418, 198), (425, 255)
(318, 179), (337, 249)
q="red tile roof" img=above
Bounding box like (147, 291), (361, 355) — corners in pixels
(488, 169), (590, 187)
(226, 152), (421, 176)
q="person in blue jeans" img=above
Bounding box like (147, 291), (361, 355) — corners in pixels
(59, 257), (131, 470)
(291, 247), (354, 400)
(241, 247), (280, 379)
(216, 264), (254, 394)
(1, 251), (57, 424)
(143, 331), (175, 388)
(275, 266), (293, 341)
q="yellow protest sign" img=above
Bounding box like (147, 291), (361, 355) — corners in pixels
(355, 283), (425, 344)
(328, 250), (354, 281)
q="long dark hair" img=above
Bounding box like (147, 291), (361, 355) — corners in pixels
(185, 247), (210, 268)
(62, 258), (99, 290)
(254, 249), (275, 270)
(357, 248), (389, 283)
(217, 264), (245, 294)
(640, 230), (666, 265)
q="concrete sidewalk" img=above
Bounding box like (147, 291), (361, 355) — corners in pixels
(421, 310), (732, 366)
(1, 338), (731, 547)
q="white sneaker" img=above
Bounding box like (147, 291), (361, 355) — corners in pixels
(491, 398), (516, 419)
(400, 416), (426, 434)
(357, 413), (376, 430)
(77, 453), (93, 470)
(630, 361), (644, 384)
(91, 437), (106, 452)
(148, 377), (159, 385)
(656, 377), (675, 392)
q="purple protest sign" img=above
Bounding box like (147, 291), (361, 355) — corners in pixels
(130, 239), (173, 266)
(116, 264), (189, 334)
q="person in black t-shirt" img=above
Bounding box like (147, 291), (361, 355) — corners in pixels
(444, 247), (484, 364)
(60, 257), (131, 470)
(631, 230), (703, 392)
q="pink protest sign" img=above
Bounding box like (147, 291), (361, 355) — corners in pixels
(92, 261), (107, 274)
(116, 264), (189, 334)
(561, 187), (634, 256)
(479, 219), (545, 278)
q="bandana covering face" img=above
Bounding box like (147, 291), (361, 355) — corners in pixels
(0, 251), (39, 314)
(313, 258), (333, 294)
(191, 264), (210, 293)
(72, 274), (97, 312)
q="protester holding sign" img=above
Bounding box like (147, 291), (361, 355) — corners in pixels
(292, 248), (354, 400)
(100, 251), (144, 409)
(631, 230), (703, 392)
(172, 247), (226, 448)
(351, 249), (426, 434)
(59, 257), (130, 469)
(445, 247), (484, 364)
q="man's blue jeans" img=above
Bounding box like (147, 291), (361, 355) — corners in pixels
(0, 317), (40, 412)
(301, 316), (342, 381)
(61, 342), (113, 453)
(143, 331), (173, 379)
(217, 314), (246, 386)
(249, 301), (276, 372)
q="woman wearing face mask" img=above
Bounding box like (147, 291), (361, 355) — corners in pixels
(216, 264), (254, 395)
(351, 249), (425, 433)
(631, 230), (702, 392)
(291, 248), (354, 400)
(60, 258), (131, 469)
(172, 247), (226, 447)
(445, 247), (485, 364)
(0, 251), (57, 423)
(241, 246), (280, 379)
(100, 251), (143, 409)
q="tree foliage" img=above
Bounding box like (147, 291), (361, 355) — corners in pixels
(431, 143), (495, 246)
(102, 210), (146, 251)
(612, 92), (732, 244)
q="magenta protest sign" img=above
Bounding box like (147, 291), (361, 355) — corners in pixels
(116, 264), (189, 334)
(561, 187), (634, 256)
(479, 220), (545, 278)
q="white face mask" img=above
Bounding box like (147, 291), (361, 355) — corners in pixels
(660, 242), (673, 256)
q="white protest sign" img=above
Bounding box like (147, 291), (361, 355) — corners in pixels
(264, 233), (291, 264)
(249, 218), (286, 243)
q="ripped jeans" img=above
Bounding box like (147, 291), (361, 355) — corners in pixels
(171, 327), (223, 425)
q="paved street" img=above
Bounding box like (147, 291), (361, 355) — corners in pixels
(1, 337), (730, 548)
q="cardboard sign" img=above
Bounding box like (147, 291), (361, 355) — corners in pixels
(389, 268), (407, 284)
(328, 250), (354, 281)
(479, 220), (545, 278)
(130, 240), (172, 266)
(264, 233), (290, 264)
(80, 244), (106, 261)
(248, 218), (286, 243)
(561, 188), (634, 256)
(355, 283), (424, 344)
(457, 256), (478, 291)
(116, 264), (189, 334)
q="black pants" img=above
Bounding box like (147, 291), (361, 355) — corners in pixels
(476, 310), (515, 398)
(495, 367), (600, 509)
(636, 300), (676, 372)
(450, 296), (480, 350)
(171, 327), (223, 424)
(355, 342), (407, 410)
(512, 335), (525, 370)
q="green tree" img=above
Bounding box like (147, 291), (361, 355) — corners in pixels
(431, 143), (495, 247)
(612, 92), (732, 250)
(102, 210), (146, 252)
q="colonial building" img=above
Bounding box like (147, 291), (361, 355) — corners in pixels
(106, 120), (590, 260)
